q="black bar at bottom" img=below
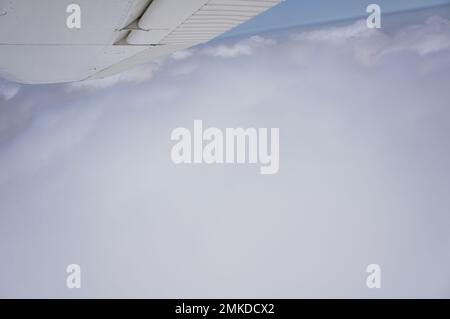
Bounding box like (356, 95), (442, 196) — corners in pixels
(1, 299), (448, 317)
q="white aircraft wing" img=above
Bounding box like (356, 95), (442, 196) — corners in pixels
(0, 0), (282, 84)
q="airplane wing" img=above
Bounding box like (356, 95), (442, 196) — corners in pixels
(0, 0), (282, 84)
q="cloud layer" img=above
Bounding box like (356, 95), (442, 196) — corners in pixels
(0, 82), (20, 100)
(1, 13), (450, 298)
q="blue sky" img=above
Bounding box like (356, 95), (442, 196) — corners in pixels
(227, 0), (450, 36)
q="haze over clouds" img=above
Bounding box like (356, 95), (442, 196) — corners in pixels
(0, 82), (20, 101)
(1, 13), (450, 298)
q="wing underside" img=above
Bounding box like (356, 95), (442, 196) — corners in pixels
(0, 0), (281, 84)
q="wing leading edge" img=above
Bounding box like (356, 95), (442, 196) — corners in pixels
(0, 0), (282, 84)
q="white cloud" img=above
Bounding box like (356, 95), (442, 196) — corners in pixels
(202, 35), (276, 58)
(171, 49), (194, 61)
(169, 63), (198, 77)
(0, 83), (20, 100)
(294, 20), (377, 43)
(385, 16), (450, 56)
(66, 61), (162, 92)
(1, 15), (450, 298)
(292, 16), (450, 66)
